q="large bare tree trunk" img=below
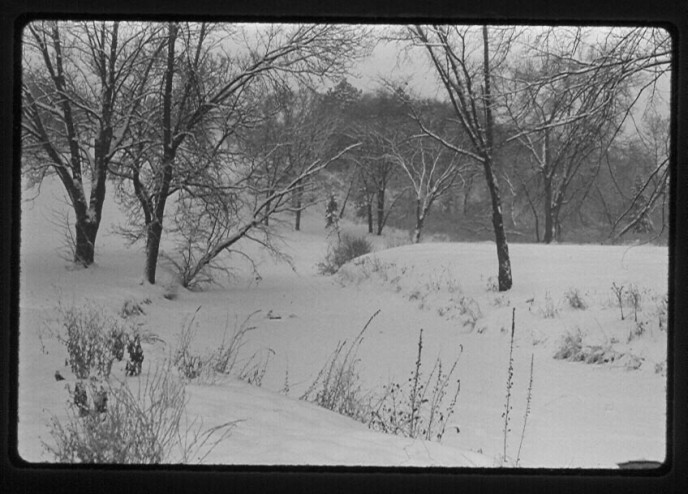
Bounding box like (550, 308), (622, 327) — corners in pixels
(73, 206), (99, 266)
(143, 23), (177, 284)
(482, 26), (512, 291)
(144, 219), (164, 284)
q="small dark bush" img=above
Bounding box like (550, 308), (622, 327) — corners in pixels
(318, 234), (374, 275)
(553, 330), (583, 361)
(125, 335), (144, 377)
(564, 288), (587, 310)
(55, 302), (132, 380)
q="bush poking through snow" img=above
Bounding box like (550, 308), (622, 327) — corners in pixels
(611, 282), (626, 320)
(553, 330), (583, 361)
(238, 348), (275, 387)
(44, 362), (236, 463)
(627, 320), (648, 343)
(625, 284), (642, 322)
(369, 328), (462, 442)
(172, 308), (263, 383)
(120, 298), (151, 318)
(538, 292), (558, 319)
(317, 233), (373, 275)
(172, 308), (205, 380)
(125, 335), (144, 377)
(301, 310), (381, 422)
(553, 329), (619, 364)
(456, 296), (483, 330)
(564, 288), (587, 310)
(53, 301), (138, 380)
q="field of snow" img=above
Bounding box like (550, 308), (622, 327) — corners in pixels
(17, 178), (668, 468)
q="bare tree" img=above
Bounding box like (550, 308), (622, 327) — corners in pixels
(522, 26), (671, 241)
(21, 21), (160, 266)
(610, 112), (670, 240)
(347, 91), (411, 235)
(405, 25), (514, 290)
(502, 27), (634, 243)
(111, 22), (369, 284)
(167, 139), (361, 288)
(386, 136), (463, 243)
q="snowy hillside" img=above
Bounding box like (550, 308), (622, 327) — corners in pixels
(18, 178), (668, 468)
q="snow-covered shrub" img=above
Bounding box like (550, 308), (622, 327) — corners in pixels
(44, 362), (235, 463)
(553, 329), (583, 361)
(369, 328), (462, 442)
(54, 301), (133, 380)
(538, 292), (558, 319)
(627, 320), (648, 343)
(120, 297), (150, 318)
(553, 329), (619, 364)
(125, 334), (144, 377)
(317, 233), (373, 275)
(456, 296), (482, 330)
(563, 288), (587, 310)
(301, 310), (380, 423)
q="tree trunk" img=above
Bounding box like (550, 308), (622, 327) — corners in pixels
(413, 199), (425, 244)
(367, 202), (373, 234)
(339, 170), (355, 219)
(543, 185), (554, 244)
(294, 183), (302, 231)
(376, 188), (385, 235)
(462, 183), (471, 216)
(483, 158), (513, 291)
(264, 189), (273, 226)
(71, 169), (107, 267)
(143, 23), (177, 285)
(144, 219), (163, 284)
(73, 210), (98, 266)
(482, 25), (512, 291)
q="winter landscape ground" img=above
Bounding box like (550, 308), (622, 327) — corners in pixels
(17, 177), (668, 468)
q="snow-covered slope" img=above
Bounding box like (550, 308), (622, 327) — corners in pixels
(18, 177), (668, 468)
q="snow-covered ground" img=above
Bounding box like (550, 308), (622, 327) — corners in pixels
(17, 178), (668, 468)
